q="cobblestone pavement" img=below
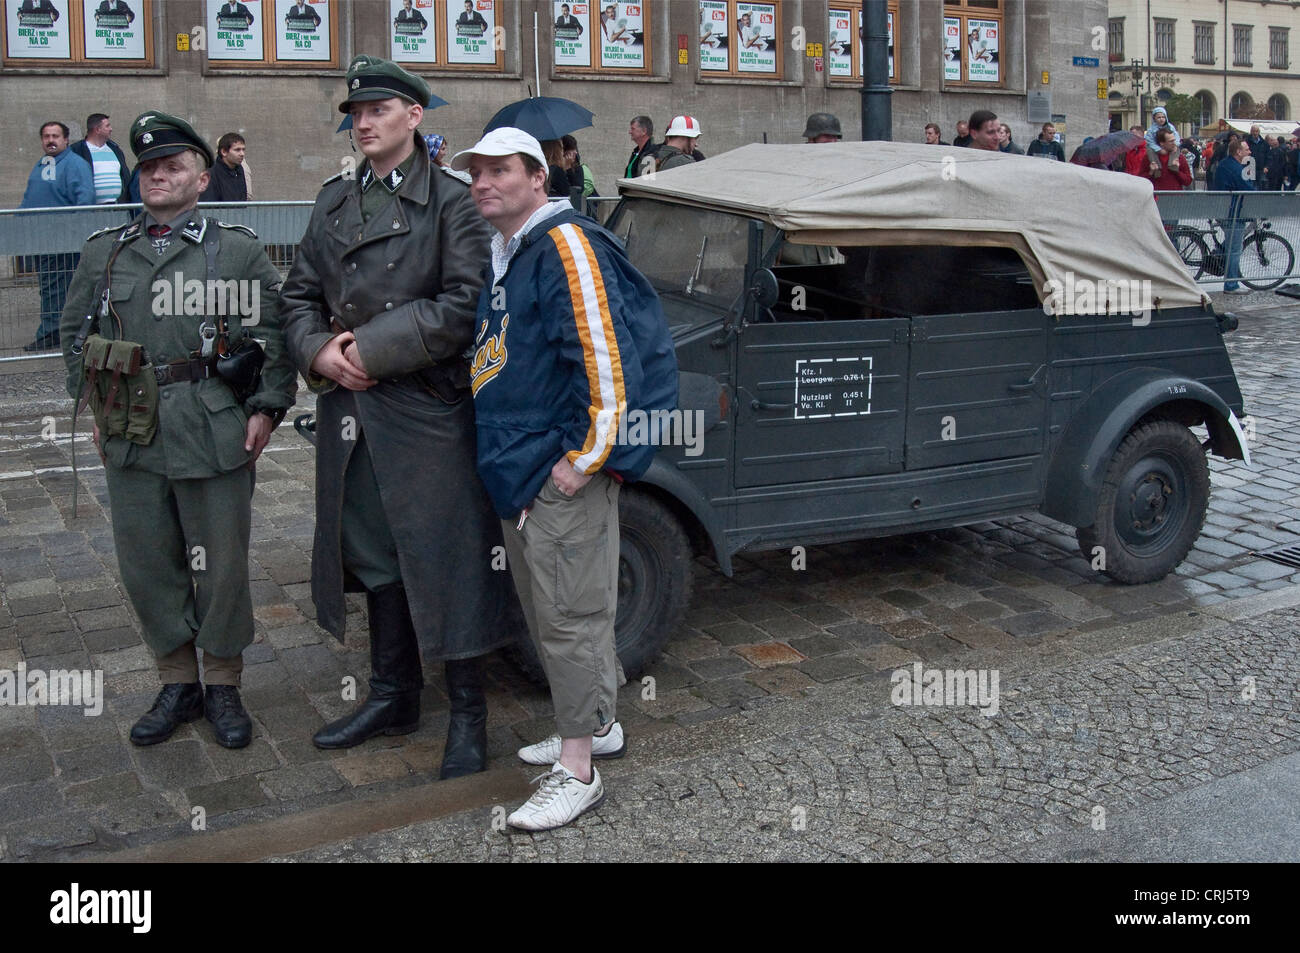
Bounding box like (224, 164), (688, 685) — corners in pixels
(275, 600), (1300, 862)
(0, 297), (1296, 860)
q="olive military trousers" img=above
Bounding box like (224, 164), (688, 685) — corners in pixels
(500, 471), (620, 739)
(104, 464), (255, 676)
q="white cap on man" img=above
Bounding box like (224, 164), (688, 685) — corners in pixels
(665, 115), (702, 138)
(450, 126), (548, 171)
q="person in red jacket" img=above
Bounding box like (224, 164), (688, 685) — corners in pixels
(1148, 128), (1192, 191)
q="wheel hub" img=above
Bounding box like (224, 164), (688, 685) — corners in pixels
(1117, 455), (1185, 552)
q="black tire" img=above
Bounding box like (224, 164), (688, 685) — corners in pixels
(507, 486), (693, 684)
(1169, 227), (1209, 280)
(1076, 420), (1210, 585)
(1239, 231), (1296, 291)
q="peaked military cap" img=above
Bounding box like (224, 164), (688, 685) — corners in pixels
(339, 54), (432, 113)
(130, 111), (214, 167)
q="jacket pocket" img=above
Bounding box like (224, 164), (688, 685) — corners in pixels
(199, 383), (252, 472)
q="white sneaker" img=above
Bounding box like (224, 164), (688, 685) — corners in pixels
(506, 763), (604, 831)
(517, 721), (626, 765)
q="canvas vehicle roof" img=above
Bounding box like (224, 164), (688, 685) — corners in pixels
(618, 142), (1206, 311)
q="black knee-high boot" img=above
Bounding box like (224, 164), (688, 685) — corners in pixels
(438, 656), (488, 779)
(312, 583), (423, 749)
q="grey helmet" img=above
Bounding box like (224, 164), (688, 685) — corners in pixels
(802, 112), (843, 140)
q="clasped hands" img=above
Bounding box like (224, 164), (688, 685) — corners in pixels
(310, 330), (377, 392)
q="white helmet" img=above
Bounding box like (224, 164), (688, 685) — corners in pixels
(665, 115), (702, 138)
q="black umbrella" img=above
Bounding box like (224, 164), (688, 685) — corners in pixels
(1069, 130), (1144, 168)
(336, 94), (449, 132)
(483, 96), (594, 141)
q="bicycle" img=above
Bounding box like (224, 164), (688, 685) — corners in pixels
(1166, 216), (1296, 290)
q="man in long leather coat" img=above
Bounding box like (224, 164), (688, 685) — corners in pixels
(280, 55), (510, 778)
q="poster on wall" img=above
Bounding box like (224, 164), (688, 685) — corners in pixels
(698, 0), (727, 71)
(599, 2), (642, 69)
(390, 0), (434, 63)
(208, 0), (262, 60)
(553, 0), (589, 67)
(827, 8), (851, 77)
(84, 0), (145, 59)
(942, 15), (960, 82)
(276, 0), (329, 61)
(886, 9), (893, 79)
(448, 0), (494, 64)
(966, 17), (999, 82)
(7, 0), (72, 59)
(735, 1), (775, 73)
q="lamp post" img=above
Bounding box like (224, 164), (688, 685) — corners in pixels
(1130, 58), (1147, 129)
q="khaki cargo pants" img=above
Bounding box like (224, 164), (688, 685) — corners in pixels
(501, 471), (620, 738)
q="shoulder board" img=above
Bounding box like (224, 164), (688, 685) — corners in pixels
(321, 171), (348, 187)
(216, 220), (258, 239)
(438, 166), (471, 183)
(85, 222), (131, 242)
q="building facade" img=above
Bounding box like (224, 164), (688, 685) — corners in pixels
(1108, 0), (1300, 135)
(1, 0), (1108, 206)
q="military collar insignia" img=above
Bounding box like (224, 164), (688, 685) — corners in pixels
(116, 221), (142, 243)
(180, 217), (208, 244)
(361, 165), (405, 193)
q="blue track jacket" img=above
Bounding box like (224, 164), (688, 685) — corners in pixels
(470, 207), (679, 519)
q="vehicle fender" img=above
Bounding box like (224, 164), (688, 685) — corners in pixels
(631, 456), (733, 576)
(1042, 369), (1247, 528)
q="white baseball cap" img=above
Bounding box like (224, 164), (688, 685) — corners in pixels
(665, 115), (702, 138)
(451, 126), (548, 171)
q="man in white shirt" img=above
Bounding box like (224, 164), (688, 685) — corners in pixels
(70, 113), (129, 205)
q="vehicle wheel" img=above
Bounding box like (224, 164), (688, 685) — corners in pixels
(1076, 419), (1210, 585)
(1169, 227), (1208, 280)
(507, 486), (693, 685)
(1239, 232), (1296, 291)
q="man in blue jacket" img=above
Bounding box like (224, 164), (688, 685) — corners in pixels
(1212, 137), (1257, 295)
(21, 121), (94, 350)
(453, 127), (678, 831)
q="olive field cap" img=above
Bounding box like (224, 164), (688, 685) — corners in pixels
(450, 127), (548, 171)
(339, 53), (432, 113)
(802, 112), (843, 139)
(665, 115), (701, 138)
(130, 111), (214, 167)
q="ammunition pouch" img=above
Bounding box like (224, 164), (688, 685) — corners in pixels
(80, 333), (158, 446)
(215, 336), (266, 404)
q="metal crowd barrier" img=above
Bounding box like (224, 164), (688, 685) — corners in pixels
(0, 202), (312, 360)
(1154, 190), (1300, 287)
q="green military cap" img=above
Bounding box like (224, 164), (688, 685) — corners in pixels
(129, 111), (214, 167)
(338, 53), (431, 113)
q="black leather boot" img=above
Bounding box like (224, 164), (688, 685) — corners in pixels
(438, 656), (488, 779)
(312, 584), (423, 749)
(130, 682), (203, 746)
(205, 685), (253, 749)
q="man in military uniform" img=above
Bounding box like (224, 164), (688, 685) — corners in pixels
(280, 56), (511, 779)
(60, 113), (296, 749)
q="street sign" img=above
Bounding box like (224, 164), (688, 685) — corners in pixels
(1073, 56), (1100, 67)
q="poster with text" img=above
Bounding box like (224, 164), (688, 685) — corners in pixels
(699, 0), (727, 71)
(208, 0), (262, 60)
(942, 16), (960, 81)
(887, 10), (893, 78)
(448, 0), (494, 64)
(600, 2), (642, 69)
(735, 1), (775, 73)
(827, 8), (851, 77)
(276, 0), (329, 60)
(83, 0), (144, 59)
(391, 0), (434, 63)
(553, 0), (590, 67)
(7, 0), (71, 59)
(966, 18), (998, 82)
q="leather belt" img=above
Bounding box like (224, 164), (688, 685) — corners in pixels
(153, 358), (213, 386)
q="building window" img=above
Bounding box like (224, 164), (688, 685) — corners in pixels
(1193, 22), (1214, 65)
(827, 1), (899, 85)
(1270, 27), (1288, 70)
(206, 0), (341, 68)
(550, 1), (650, 74)
(698, 1), (784, 79)
(1233, 24), (1251, 67)
(1194, 90), (1215, 129)
(943, 0), (1003, 86)
(2, 0), (155, 66)
(1153, 18), (1174, 63)
(1108, 17), (1123, 63)
(1267, 94), (1288, 121)
(1229, 92), (1253, 119)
